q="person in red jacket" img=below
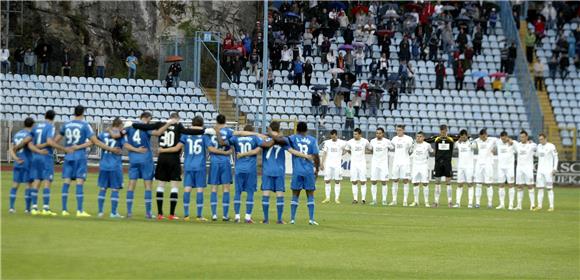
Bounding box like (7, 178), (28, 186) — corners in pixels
(435, 60), (446, 90)
(455, 61), (465, 91)
(534, 18), (545, 44)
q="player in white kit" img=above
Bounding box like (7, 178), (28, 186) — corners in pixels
(320, 130), (347, 204)
(410, 132), (434, 207)
(369, 128), (394, 205)
(345, 128), (371, 204)
(514, 130), (537, 210)
(472, 129), (497, 208)
(453, 130), (476, 208)
(534, 133), (558, 211)
(389, 125), (414, 206)
(493, 131), (515, 210)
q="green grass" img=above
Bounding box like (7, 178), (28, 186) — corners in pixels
(2, 170), (579, 279)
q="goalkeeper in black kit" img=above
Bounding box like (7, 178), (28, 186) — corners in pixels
(425, 125), (459, 208)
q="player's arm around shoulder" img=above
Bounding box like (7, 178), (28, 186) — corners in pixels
(123, 142), (147, 153)
(160, 142), (183, 153)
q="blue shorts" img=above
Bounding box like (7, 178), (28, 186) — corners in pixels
(30, 155), (54, 181)
(235, 172), (257, 193)
(13, 167), (31, 184)
(98, 170), (123, 189)
(62, 159), (88, 180)
(262, 175), (286, 192)
(291, 174), (316, 191)
(184, 170), (207, 188)
(128, 162), (154, 181)
(208, 162), (232, 185)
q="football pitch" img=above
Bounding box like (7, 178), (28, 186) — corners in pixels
(2, 171), (579, 279)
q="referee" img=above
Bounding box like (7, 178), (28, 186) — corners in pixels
(425, 125), (459, 208)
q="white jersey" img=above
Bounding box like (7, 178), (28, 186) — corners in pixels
(346, 138), (370, 167)
(536, 143), (558, 173)
(455, 140), (476, 168)
(474, 137), (497, 166)
(391, 135), (414, 166)
(411, 142), (433, 167)
(514, 141), (537, 170)
(321, 139), (347, 168)
(496, 140), (515, 169)
(370, 138), (393, 166)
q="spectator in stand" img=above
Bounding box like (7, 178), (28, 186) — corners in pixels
(473, 25), (483, 56)
(311, 90), (321, 116)
(223, 33), (234, 49)
(164, 70), (174, 88)
(464, 44), (474, 70)
(559, 53), (570, 79)
(84, 50), (95, 77)
(24, 48), (36, 74)
(492, 77), (503, 92)
(388, 84), (398, 111)
(14, 47), (24, 74)
(399, 36), (411, 62)
(338, 9), (349, 31)
(455, 62), (465, 91)
(38, 45), (50, 75)
(441, 24), (453, 54)
(568, 32), (576, 59)
(507, 42), (517, 74)
(500, 43), (509, 73)
(380, 34), (391, 59)
(95, 52), (106, 78)
(398, 60), (408, 94)
(61, 47), (72, 76)
(326, 50), (335, 69)
(344, 24), (354, 45)
(435, 60), (446, 90)
(548, 54), (558, 79)
(533, 57), (545, 91)
(525, 28), (536, 63)
(428, 32), (439, 61)
(541, 2), (557, 30)
(169, 61), (182, 88)
(476, 77), (485, 91)
(369, 59), (378, 77)
(303, 28), (313, 57)
(354, 26), (365, 44)
(344, 102), (355, 139)
(354, 48), (364, 78)
(456, 28), (468, 53)
(330, 73), (340, 98)
(379, 53), (388, 79)
(534, 18), (545, 45)
(320, 91), (329, 117)
(126, 51), (138, 79)
(489, 8), (498, 35)
(320, 37), (331, 65)
(406, 62), (415, 94)
(232, 57), (242, 83)
(292, 57), (303, 86)
(344, 50), (354, 73)
(281, 45), (292, 70)
(1, 48), (10, 74)
(271, 44), (281, 70)
(411, 37), (420, 61)
(367, 90), (378, 117)
(249, 49), (259, 75)
(304, 59), (313, 87)
(337, 52), (345, 70)
(267, 71), (274, 89)
(352, 89), (362, 117)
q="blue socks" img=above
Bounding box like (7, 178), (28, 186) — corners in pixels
(42, 188), (50, 209)
(126, 190), (134, 215)
(183, 191), (191, 217)
(276, 196), (284, 222)
(98, 188), (106, 213)
(30, 188), (38, 209)
(25, 188), (32, 211)
(210, 191), (217, 216)
(234, 191), (242, 215)
(307, 195), (315, 221)
(196, 191), (204, 217)
(76, 184), (84, 212)
(262, 195), (270, 222)
(9, 187), (17, 209)
(144, 190), (152, 216)
(111, 190), (119, 215)
(246, 192), (255, 216)
(61, 183), (70, 211)
(222, 191), (230, 218)
(290, 195), (299, 221)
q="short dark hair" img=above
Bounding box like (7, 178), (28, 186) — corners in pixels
(296, 121), (308, 133)
(538, 133), (546, 138)
(170, 112), (180, 119)
(244, 124), (254, 132)
(74, 105), (85, 117)
(192, 116), (204, 127)
(45, 110), (56, 121)
(140, 111), (152, 119)
(459, 129), (468, 136)
(269, 121), (280, 132)
(354, 128), (362, 134)
(500, 131), (508, 137)
(396, 124), (405, 129)
(330, 129), (338, 135)
(376, 127), (385, 133)
(479, 128), (487, 135)
(417, 131), (424, 136)
(216, 114), (226, 124)
(440, 124), (448, 130)
(24, 117), (34, 128)
(520, 130), (528, 136)
(112, 117), (123, 128)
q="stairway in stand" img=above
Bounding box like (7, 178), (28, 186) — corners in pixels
(203, 87), (246, 126)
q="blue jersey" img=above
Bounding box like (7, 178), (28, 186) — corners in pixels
(288, 134), (319, 176)
(181, 134), (211, 171)
(209, 127), (234, 164)
(262, 137), (289, 177)
(12, 129), (32, 169)
(60, 120), (94, 161)
(229, 135), (263, 173)
(123, 124), (153, 164)
(30, 122), (56, 155)
(98, 131), (124, 171)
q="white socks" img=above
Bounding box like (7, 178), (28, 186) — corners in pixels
(325, 183), (331, 200)
(517, 189), (524, 209)
(413, 186), (420, 203)
(423, 186), (430, 205)
(446, 185), (452, 203)
(547, 189), (554, 209)
(434, 185), (441, 204)
(486, 186), (494, 207)
(403, 184), (409, 204)
(381, 184), (388, 203)
(352, 184), (358, 201)
(456, 187), (463, 206)
(391, 182), (398, 203)
(475, 184), (482, 205)
(468, 186), (474, 205)
(335, 183), (341, 201)
(361, 183), (367, 201)
(498, 188), (505, 207)
(508, 188), (515, 208)
(371, 184), (377, 202)
(537, 188), (544, 207)
(528, 188), (536, 208)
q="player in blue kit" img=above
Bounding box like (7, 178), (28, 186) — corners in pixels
(59, 105), (121, 217)
(208, 114), (235, 221)
(123, 112), (176, 218)
(8, 117), (38, 213)
(287, 122), (321, 225)
(96, 117), (126, 218)
(26, 110), (70, 216)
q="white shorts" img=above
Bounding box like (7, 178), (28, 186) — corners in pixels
(457, 168), (474, 184)
(370, 164), (389, 181)
(391, 164), (411, 180)
(496, 167), (515, 184)
(515, 167), (534, 185)
(350, 165), (367, 182)
(536, 171), (554, 188)
(474, 164), (494, 184)
(324, 166), (342, 181)
(411, 165), (430, 184)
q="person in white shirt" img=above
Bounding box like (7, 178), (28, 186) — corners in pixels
(473, 129), (497, 208)
(535, 133), (558, 211)
(453, 130), (476, 208)
(345, 128), (371, 204)
(514, 130), (538, 210)
(493, 131), (516, 210)
(320, 130), (347, 204)
(410, 132), (434, 207)
(1, 48), (10, 74)
(369, 128), (394, 205)
(390, 125), (414, 206)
